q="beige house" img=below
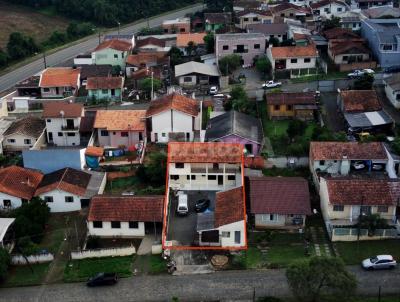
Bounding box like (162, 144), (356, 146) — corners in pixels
(236, 10), (273, 29)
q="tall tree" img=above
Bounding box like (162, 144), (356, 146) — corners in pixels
(7, 32), (39, 60)
(0, 248), (10, 280)
(203, 33), (215, 53)
(0, 49), (8, 67)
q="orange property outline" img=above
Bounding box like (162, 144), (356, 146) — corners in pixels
(161, 142), (248, 251)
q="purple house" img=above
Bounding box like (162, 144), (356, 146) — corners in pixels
(205, 110), (263, 155)
(215, 33), (266, 66)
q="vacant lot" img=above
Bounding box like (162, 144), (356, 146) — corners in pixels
(0, 1), (70, 49)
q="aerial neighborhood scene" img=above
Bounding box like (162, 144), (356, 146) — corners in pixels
(0, 0), (400, 300)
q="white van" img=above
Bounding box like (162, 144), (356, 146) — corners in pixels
(176, 192), (188, 216)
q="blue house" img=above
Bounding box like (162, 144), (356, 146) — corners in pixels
(361, 19), (400, 68)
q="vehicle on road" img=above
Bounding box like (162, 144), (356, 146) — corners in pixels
(177, 191), (189, 216)
(262, 80), (282, 89)
(213, 93), (231, 100)
(362, 255), (397, 270)
(352, 161), (366, 170)
(209, 86), (219, 95)
(347, 69), (375, 78)
(195, 199), (210, 212)
(86, 273), (118, 287)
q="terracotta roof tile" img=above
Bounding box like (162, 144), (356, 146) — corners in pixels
(85, 146), (104, 157)
(325, 178), (400, 206)
(130, 68), (162, 80)
(309, 142), (387, 160)
(340, 90), (381, 112)
(126, 52), (169, 67)
(176, 33), (207, 47)
(266, 92), (316, 105)
(270, 2), (311, 14)
(270, 44), (318, 59)
(204, 12), (232, 24)
(94, 110), (146, 131)
(0, 166), (43, 200)
(215, 187), (245, 227)
(4, 116), (45, 138)
(136, 37), (165, 48)
(237, 9), (272, 17)
(310, 0), (346, 8)
(249, 177), (311, 215)
(39, 68), (80, 88)
(323, 28), (360, 40)
(88, 195), (164, 222)
(86, 77), (124, 90)
(330, 41), (370, 56)
(146, 94), (199, 117)
(168, 142), (243, 163)
(42, 102), (83, 118)
(94, 39), (133, 52)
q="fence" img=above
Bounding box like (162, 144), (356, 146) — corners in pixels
(11, 253), (54, 265)
(338, 61), (377, 72)
(331, 228), (398, 242)
(267, 156), (309, 168)
(71, 246), (136, 260)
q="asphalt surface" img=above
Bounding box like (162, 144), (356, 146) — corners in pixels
(0, 266), (399, 302)
(0, 4), (203, 93)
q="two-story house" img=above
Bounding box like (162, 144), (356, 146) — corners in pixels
(310, 0), (348, 19)
(92, 39), (133, 69)
(204, 13), (232, 32)
(94, 110), (146, 149)
(86, 77), (124, 102)
(355, 0), (393, 9)
(384, 73), (400, 109)
(145, 93), (200, 143)
(216, 33), (266, 66)
(42, 102), (84, 147)
(266, 92), (318, 120)
(162, 18), (190, 33)
(39, 67), (80, 98)
(247, 23), (289, 43)
(236, 9), (273, 29)
(269, 3), (312, 23)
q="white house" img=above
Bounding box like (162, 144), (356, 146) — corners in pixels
(146, 93), (200, 143)
(35, 167), (106, 213)
(42, 102), (84, 147)
(39, 67), (81, 98)
(174, 61), (220, 88)
(384, 73), (400, 109)
(0, 166), (43, 209)
(310, 0), (348, 19)
(87, 195), (164, 238)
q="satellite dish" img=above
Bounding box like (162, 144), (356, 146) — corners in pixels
(60, 110), (65, 117)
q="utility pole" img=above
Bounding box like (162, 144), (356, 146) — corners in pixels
(74, 221), (80, 251)
(98, 31), (101, 45)
(117, 21), (121, 35)
(43, 52), (47, 69)
(357, 195), (364, 253)
(151, 68), (154, 100)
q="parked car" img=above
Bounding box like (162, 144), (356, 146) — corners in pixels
(362, 255), (397, 270)
(195, 199), (210, 212)
(86, 273), (118, 287)
(176, 191), (189, 216)
(347, 69), (375, 79)
(262, 80), (282, 89)
(213, 93), (231, 100)
(352, 161), (365, 170)
(372, 164), (384, 171)
(209, 86), (219, 95)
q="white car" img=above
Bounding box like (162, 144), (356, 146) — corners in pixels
(213, 93), (231, 100)
(348, 69), (375, 78)
(362, 255), (397, 270)
(209, 86), (218, 95)
(352, 161), (365, 170)
(262, 80), (282, 89)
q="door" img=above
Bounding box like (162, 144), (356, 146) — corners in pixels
(66, 119), (74, 129)
(80, 199), (90, 208)
(218, 175), (223, 186)
(234, 231), (241, 244)
(351, 206), (360, 221)
(154, 133), (158, 142)
(48, 132), (53, 142)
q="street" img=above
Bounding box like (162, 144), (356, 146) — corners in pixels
(0, 4), (203, 93)
(0, 266), (399, 302)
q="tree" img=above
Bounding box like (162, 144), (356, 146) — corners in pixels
(7, 32), (39, 60)
(322, 16), (341, 31)
(255, 56), (272, 79)
(0, 48), (8, 67)
(0, 248), (10, 280)
(139, 77), (162, 99)
(203, 33), (215, 53)
(280, 38), (295, 47)
(46, 30), (68, 46)
(137, 152), (167, 186)
(287, 119), (307, 141)
(268, 37), (280, 47)
(205, 0), (233, 12)
(286, 257), (357, 302)
(185, 41), (198, 60)
(359, 214), (388, 236)
(169, 46), (184, 67)
(391, 136), (400, 155)
(353, 74), (374, 90)
(218, 54), (241, 76)
(225, 86), (257, 116)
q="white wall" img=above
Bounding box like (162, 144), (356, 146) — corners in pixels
(218, 220), (246, 247)
(0, 192), (23, 209)
(38, 190), (82, 213)
(88, 221), (145, 237)
(12, 253), (54, 265)
(3, 133), (39, 151)
(385, 83), (400, 109)
(285, 57), (317, 70)
(71, 246), (136, 259)
(45, 117), (81, 146)
(315, 3), (347, 19)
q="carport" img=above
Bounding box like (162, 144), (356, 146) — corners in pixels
(344, 110), (393, 133)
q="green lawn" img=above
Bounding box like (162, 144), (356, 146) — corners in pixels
(290, 71), (349, 83)
(63, 256), (134, 282)
(231, 247), (267, 269)
(105, 176), (140, 193)
(335, 240), (400, 265)
(267, 233), (309, 267)
(149, 255), (167, 274)
(2, 263), (50, 287)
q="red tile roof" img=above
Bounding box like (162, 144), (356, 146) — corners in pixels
(88, 195), (164, 222)
(94, 39), (132, 52)
(237, 9), (272, 17)
(168, 142), (243, 163)
(215, 187), (245, 227)
(85, 146), (104, 157)
(270, 44), (318, 59)
(266, 92), (316, 105)
(86, 77), (124, 90)
(136, 37), (166, 48)
(323, 28), (360, 40)
(249, 177), (311, 215)
(325, 179), (400, 206)
(39, 68), (80, 88)
(310, 142), (387, 161)
(126, 52), (169, 67)
(340, 90), (381, 112)
(146, 93), (199, 117)
(330, 41), (370, 56)
(270, 2), (310, 14)
(310, 0), (346, 9)
(94, 110), (146, 131)
(0, 166), (43, 200)
(176, 33), (207, 47)
(42, 102), (83, 118)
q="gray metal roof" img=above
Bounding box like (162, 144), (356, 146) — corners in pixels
(247, 23), (288, 35)
(216, 33), (265, 41)
(384, 73), (400, 90)
(205, 110), (263, 144)
(197, 212), (215, 231)
(175, 61), (220, 77)
(344, 110), (393, 128)
(84, 171), (106, 198)
(364, 19), (400, 44)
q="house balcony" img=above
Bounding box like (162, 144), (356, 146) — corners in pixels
(191, 167), (207, 173)
(61, 125), (79, 131)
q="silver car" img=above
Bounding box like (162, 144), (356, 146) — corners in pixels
(362, 255), (397, 270)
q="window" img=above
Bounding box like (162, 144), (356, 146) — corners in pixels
(243, 17), (249, 21)
(139, 132), (143, 140)
(170, 175), (179, 180)
(337, 7), (342, 11)
(67, 133), (75, 137)
(114, 54), (118, 58)
(280, 13), (285, 17)
(304, 58), (311, 63)
(111, 221), (121, 228)
(274, 105), (280, 111)
(324, 8), (330, 12)
(222, 45), (229, 50)
(289, 13), (294, 17)
(287, 105), (293, 111)
(162, 133), (166, 137)
(3, 200), (11, 208)
(102, 89), (108, 94)
(253, 17), (259, 22)
(43, 88), (50, 92)
(7, 139), (15, 143)
(65, 196), (74, 203)
(121, 132), (128, 137)
(254, 44), (260, 49)
(175, 163), (184, 169)
(129, 221), (139, 229)
(221, 231), (230, 238)
(343, 56), (349, 61)
(377, 206), (388, 213)
(183, 76), (192, 83)
(58, 132), (63, 137)
(319, 160), (325, 165)
(382, 44), (393, 51)
(290, 58), (298, 63)
(361, 205), (371, 215)
(208, 175), (217, 180)
(352, 23), (357, 28)
(93, 221), (103, 228)
(333, 205), (344, 211)
(227, 175), (235, 181)
(44, 196), (53, 203)
(47, 119), (51, 123)
(100, 130), (109, 136)
(234, 231), (241, 244)
(186, 175), (196, 180)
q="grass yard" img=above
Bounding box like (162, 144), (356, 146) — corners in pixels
(38, 214), (69, 254)
(267, 233), (309, 267)
(2, 263), (50, 287)
(289, 71), (349, 83)
(149, 254), (167, 274)
(64, 256), (134, 282)
(335, 240), (400, 265)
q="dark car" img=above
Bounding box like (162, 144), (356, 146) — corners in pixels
(195, 199), (210, 212)
(86, 273), (118, 287)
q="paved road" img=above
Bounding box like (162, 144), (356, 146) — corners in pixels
(0, 266), (399, 302)
(0, 4), (203, 93)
